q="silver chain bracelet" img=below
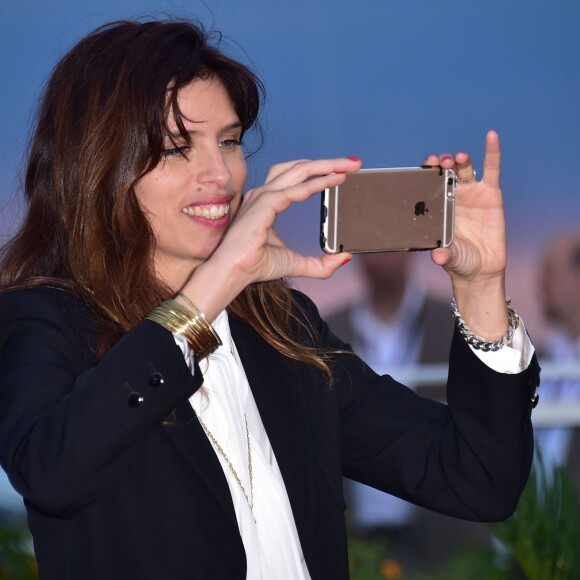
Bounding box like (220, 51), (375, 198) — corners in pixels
(451, 297), (520, 352)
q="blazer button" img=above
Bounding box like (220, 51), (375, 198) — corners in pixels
(149, 371), (165, 387)
(128, 392), (144, 407)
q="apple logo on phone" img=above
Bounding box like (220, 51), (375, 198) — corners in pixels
(414, 201), (428, 216)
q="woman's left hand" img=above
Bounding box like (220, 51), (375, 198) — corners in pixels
(426, 130), (506, 284)
(425, 130), (510, 340)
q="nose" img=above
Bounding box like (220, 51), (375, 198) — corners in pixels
(195, 145), (232, 188)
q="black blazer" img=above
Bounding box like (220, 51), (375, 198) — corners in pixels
(0, 287), (540, 580)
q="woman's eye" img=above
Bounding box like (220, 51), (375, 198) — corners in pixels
(218, 139), (243, 152)
(162, 146), (190, 158)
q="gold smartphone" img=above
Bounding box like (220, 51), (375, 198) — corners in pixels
(320, 166), (456, 254)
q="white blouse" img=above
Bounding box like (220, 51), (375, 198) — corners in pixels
(177, 311), (311, 580)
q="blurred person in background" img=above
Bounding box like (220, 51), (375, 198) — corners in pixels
(536, 231), (580, 490)
(327, 253), (492, 573)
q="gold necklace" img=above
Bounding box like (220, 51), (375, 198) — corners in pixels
(196, 413), (254, 516)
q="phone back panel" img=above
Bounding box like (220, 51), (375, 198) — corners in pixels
(321, 167), (455, 253)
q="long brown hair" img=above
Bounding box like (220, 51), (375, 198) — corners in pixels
(0, 19), (333, 378)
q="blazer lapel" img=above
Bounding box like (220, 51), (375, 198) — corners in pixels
(229, 317), (314, 541)
(162, 396), (239, 529)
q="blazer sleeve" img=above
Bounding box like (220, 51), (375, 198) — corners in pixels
(0, 287), (203, 516)
(297, 291), (540, 522)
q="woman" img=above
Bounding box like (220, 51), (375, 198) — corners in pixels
(0, 19), (539, 580)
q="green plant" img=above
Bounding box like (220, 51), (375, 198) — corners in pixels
(0, 516), (37, 580)
(404, 545), (520, 580)
(348, 534), (403, 579)
(491, 452), (580, 580)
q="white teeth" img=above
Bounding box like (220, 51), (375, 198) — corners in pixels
(182, 203), (230, 219)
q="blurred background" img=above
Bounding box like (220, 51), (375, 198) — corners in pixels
(1, 1), (579, 577)
(1, 0), (579, 323)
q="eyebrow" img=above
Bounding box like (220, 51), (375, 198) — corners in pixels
(166, 121), (243, 139)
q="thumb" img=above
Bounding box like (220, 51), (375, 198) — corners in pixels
(291, 252), (352, 280)
(431, 243), (481, 279)
(431, 247), (452, 268)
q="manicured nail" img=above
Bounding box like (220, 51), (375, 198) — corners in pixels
(441, 155), (453, 162)
(341, 257), (352, 266)
(347, 156), (360, 162)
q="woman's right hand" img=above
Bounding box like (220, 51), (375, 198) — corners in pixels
(180, 157), (361, 321)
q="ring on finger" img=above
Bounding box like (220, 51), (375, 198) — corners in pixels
(456, 169), (477, 185)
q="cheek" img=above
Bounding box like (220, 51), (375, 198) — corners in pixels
(229, 158), (248, 214)
(134, 174), (174, 239)
(134, 172), (161, 211)
(229, 154), (247, 190)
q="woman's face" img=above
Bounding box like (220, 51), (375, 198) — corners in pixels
(135, 77), (247, 286)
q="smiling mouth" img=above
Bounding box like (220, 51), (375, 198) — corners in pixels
(182, 203), (230, 219)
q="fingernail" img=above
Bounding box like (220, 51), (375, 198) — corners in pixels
(347, 156), (360, 162)
(441, 155), (453, 162)
(341, 257), (352, 266)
